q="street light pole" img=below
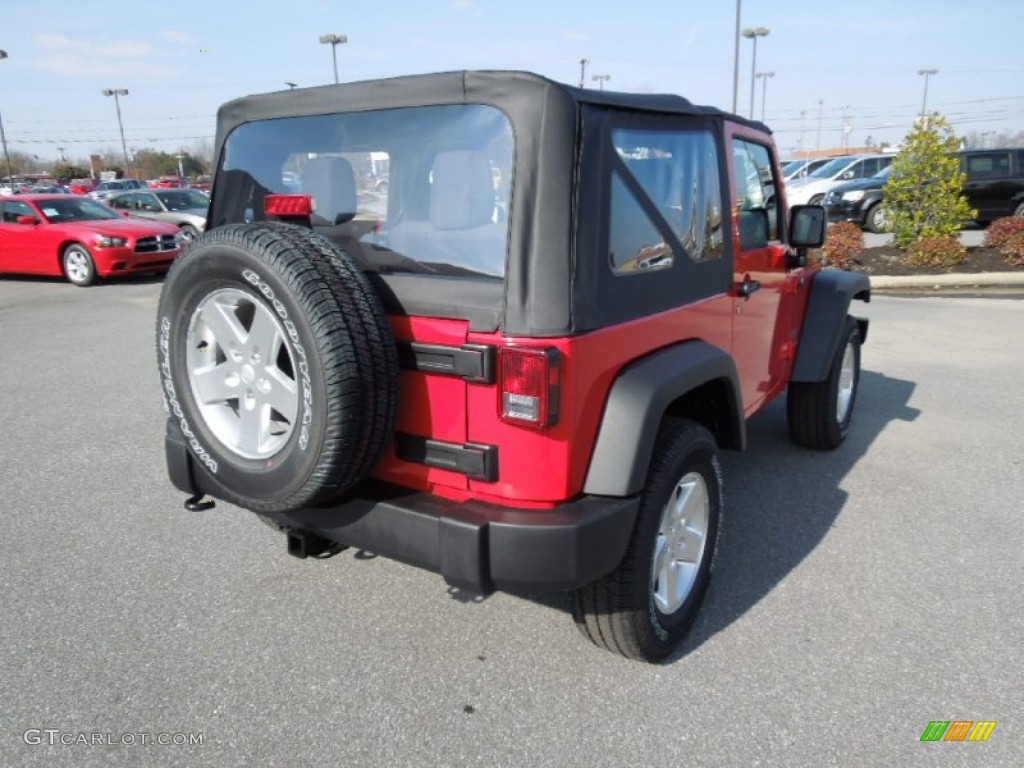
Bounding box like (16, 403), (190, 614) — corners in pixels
(592, 74), (611, 91)
(319, 34), (347, 84)
(579, 58), (588, 88)
(741, 27), (769, 120)
(918, 68), (938, 117)
(816, 99), (824, 152)
(731, 0), (742, 113)
(755, 71), (774, 122)
(285, 81), (297, 90)
(0, 50), (12, 184)
(102, 88), (130, 169)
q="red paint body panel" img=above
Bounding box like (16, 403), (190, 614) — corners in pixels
(372, 316), (470, 491)
(457, 294), (734, 504)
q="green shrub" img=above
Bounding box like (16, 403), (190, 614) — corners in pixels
(882, 115), (976, 249)
(905, 235), (967, 269)
(983, 216), (1024, 249)
(821, 222), (863, 269)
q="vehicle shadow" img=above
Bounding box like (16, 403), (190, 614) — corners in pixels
(510, 369), (920, 663)
(0, 272), (166, 287)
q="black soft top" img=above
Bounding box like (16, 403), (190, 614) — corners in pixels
(215, 70), (767, 145)
(213, 71), (767, 336)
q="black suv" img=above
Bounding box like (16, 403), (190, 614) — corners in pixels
(960, 148), (1024, 222)
(824, 166), (892, 233)
(158, 70), (869, 661)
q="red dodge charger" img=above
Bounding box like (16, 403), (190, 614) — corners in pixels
(0, 194), (182, 286)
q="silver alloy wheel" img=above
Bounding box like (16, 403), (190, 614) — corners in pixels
(64, 247), (91, 284)
(836, 340), (856, 423)
(651, 471), (709, 615)
(186, 288), (299, 459)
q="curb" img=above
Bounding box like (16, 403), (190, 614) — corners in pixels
(869, 272), (1024, 289)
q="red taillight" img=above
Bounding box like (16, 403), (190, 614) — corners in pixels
(498, 347), (560, 428)
(264, 194), (314, 217)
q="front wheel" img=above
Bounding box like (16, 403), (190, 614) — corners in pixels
(179, 223), (200, 242)
(865, 203), (887, 234)
(787, 316), (862, 449)
(571, 420), (722, 662)
(63, 244), (96, 286)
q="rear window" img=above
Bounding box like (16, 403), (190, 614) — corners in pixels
(215, 104), (514, 279)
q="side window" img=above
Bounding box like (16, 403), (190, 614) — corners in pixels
(2, 201), (35, 223)
(966, 153), (1011, 179)
(609, 128), (724, 274)
(731, 138), (780, 250)
(109, 194), (129, 210)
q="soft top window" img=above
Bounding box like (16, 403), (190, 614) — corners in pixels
(216, 104), (514, 280)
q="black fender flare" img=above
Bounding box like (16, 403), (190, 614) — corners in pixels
(582, 341), (744, 497)
(791, 269), (871, 383)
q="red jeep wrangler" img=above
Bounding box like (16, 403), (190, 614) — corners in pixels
(158, 71), (869, 661)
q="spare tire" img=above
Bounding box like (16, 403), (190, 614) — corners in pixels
(156, 222), (398, 513)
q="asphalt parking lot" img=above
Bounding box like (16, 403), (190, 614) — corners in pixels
(1, 276), (1021, 767)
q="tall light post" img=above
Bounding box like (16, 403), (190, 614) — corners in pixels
(918, 68), (938, 117)
(579, 58), (588, 88)
(592, 74), (611, 91)
(731, 0), (742, 113)
(319, 33), (347, 84)
(755, 71), (774, 122)
(285, 81), (297, 90)
(102, 88), (130, 169)
(742, 27), (769, 119)
(816, 99), (824, 151)
(0, 50), (12, 184)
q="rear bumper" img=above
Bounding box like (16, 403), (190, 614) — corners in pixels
(165, 420), (638, 594)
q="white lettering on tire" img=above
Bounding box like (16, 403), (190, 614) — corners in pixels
(159, 316), (219, 473)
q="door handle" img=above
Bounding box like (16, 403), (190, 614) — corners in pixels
(737, 278), (761, 298)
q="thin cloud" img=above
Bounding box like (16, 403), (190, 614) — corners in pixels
(35, 34), (155, 58)
(161, 31), (196, 44)
(562, 28), (588, 43)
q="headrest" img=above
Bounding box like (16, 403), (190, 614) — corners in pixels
(429, 151), (495, 230)
(302, 156), (357, 226)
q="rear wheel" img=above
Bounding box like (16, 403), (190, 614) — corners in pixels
(62, 244), (96, 286)
(1013, 202), (1024, 217)
(787, 316), (861, 450)
(156, 222), (398, 513)
(571, 420), (722, 662)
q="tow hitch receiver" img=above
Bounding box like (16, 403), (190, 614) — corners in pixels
(287, 531), (348, 560)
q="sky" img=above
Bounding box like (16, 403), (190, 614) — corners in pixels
(0, 0), (1021, 168)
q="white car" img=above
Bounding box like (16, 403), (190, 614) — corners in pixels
(786, 153), (895, 206)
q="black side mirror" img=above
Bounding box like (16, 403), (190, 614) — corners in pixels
(789, 204), (825, 247)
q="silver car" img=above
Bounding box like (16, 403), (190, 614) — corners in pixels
(106, 188), (210, 241)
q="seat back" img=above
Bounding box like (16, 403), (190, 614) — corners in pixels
(302, 156), (358, 226)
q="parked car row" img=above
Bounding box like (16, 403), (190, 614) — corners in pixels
(824, 148), (1024, 230)
(786, 153), (897, 207)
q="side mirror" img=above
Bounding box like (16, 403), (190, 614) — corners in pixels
(120, 210), (132, 217)
(842, 170), (854, 179)
(16, 215), (39, 226)
(789, 205), (825, 248)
